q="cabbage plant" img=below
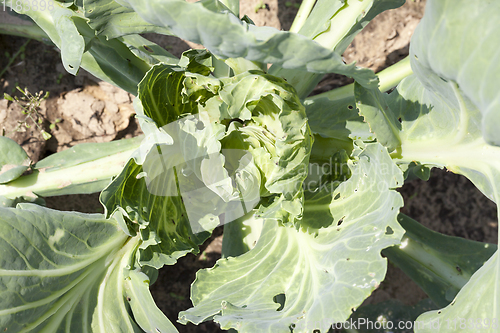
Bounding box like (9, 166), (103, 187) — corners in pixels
(0, 0), (499, 332)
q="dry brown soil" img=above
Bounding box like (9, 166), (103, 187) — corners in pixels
(0, 1), (497, 332)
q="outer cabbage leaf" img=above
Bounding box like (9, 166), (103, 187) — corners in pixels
(354, 82), (401, 152)
(3, 1), (174, 95)
(383, 0), (500, 327)
(391, 76), (500, 332)
(2, 1), (85, 75)
(409, 0), (500, 146)
(0, 204), (177, 332)
(179, 143), (405, 333)
(384, 214), (497, 308)
(95, 0), (378, 88)
(416, 253), (500, 333)
(83, 0), (173, 39)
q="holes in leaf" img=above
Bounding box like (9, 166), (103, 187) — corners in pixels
(398, 117), (402, 123)
(68, 64), (74, 69)
(196, 121), (205, 130)
(126, 296), (131, 302)
(414, 54), (418, 60)
(347, 105), (354, 110)
(337, 217), (344, 226)
(143, 45), (154, 53)
(385, 226), (394, 235)
(273, 293), (286, 311)
(439, 76), (448, 82)
(437, 310), (442, 315)
(88, 9), (93, 13)
(334, 193), (341, 200)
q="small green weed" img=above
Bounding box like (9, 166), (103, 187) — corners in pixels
(3, 87), (59, 140)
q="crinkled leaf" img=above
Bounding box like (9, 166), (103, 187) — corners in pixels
(137, 54), (217, 128)
(303, 96), (373, 163)
(0, 136), (30, 184)
(100, 158), (210, 268)
(354, 82), (401, 151)
(179, 143), (404, 332)
(218, 72), (313, 204)
(135, 66), (312, 230)
(99, 0), (378, 88)
(137, 66), (194, 127)
(0, 204), (175, 332)
(178, 49), (214, 76)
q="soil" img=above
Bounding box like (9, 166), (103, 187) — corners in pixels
(0, 1), (497, 332)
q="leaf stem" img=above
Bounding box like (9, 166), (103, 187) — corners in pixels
(0, 147), (136, 198)
(0, 21), (48, 43)
(387, 236), (471, 291)
(313, 0), (371, 50)
(289, 0), (317, 33)
(306, 55), (412, 102)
